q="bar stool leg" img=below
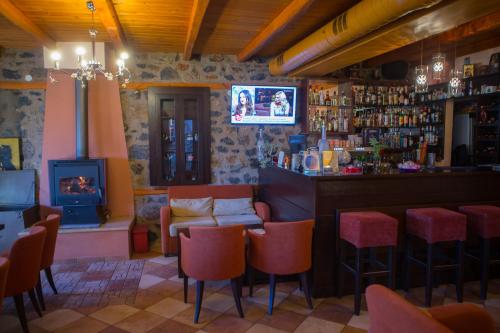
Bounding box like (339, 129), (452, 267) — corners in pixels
(248, 266), (255, 297)
(456, 240), (464, 303)
(354, 248), (364, 315)
(388, 246), (396, 289)
(404, 236), (412, 292)
(337, 239), (346, 298)
(425, 243), (434, 307)
(480, 238), (490, 300)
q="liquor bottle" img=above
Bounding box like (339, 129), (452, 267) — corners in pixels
(308, 86), (313, 105)
(318, 123), (329, 153)
(332, 91), (338, 106)
(319, 87), (325, 106)
(325, 91), (331, 106)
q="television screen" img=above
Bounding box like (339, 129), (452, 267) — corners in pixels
(230, 85), (297, 125)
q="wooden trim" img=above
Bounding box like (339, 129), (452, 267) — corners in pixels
(133, 187), (169, 196)
(0, 81), (47, 90)
(124, 81), (229, 90)
(237, 0), (315, 62)
(93, 0), (127, 50)
(0, 0), (56, 49)
(183, 0), (210, 60)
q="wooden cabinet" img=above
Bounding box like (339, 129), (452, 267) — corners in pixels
(148, 87), (210, 186)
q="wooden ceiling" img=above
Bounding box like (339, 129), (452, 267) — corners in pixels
(0, 0), (358, 59)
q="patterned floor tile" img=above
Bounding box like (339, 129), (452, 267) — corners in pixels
(248, 288), (288, 308)
(202, 293), (236, 313)
(54, 316), (108, 333)
(171, 307), (222, 329)
(148, 256), (178, 266)
(146, 297), (192, 318)
(341, 326), (368, 333)
(146, 319), (200, 333)
(90, 304), (140, 325)
(138, 274), (166, 289)
(310, 302), (353, 325)
(294, 316), (345, 333)
(257, 308), (307, 332)
(203, 313), (253, 333)
(346, 310), (370, 331)
(245, 323), (289, 333)
(114, 311), (166, 333)
(30, 309), (84, 331)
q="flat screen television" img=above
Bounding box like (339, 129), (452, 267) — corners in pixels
(230, 84), (297, 125)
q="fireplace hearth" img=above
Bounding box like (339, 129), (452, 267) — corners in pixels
(48, 159), (106, 228)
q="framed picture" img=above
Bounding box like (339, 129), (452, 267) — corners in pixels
(463, 64), (474, 78)
(0, 137), (21, 170)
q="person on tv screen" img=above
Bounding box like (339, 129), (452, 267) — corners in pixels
(270, 91), (290, 117)
(233, 90), (255, 120)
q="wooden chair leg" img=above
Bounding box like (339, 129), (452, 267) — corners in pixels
(456, 240), (464, 303)
(13, 294), (29, 333)
(183, 275), (188, 303)
(231, 278), (244, 318)
(248, 266), (255, 297)
(480, 237), (490, 300)
(28, 288), (43, 317)
(388, 246), (396, 290)
(354, 248), (364, 315)
(36, 275), (46, 311)
(268, 274), (276, 315)
(425, 243), (434, 307)
(194, 280), (204, 324)
(337, 239), (346, 298)
(44, 267), (58, 295)
(299, 272), (313, 309)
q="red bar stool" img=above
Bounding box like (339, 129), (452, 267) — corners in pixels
(338, 211), (399, 315)
(459, 205), (500, 299)
(405, 208), (466, 307)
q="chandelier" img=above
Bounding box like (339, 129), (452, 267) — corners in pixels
(48, 1), (131, 87)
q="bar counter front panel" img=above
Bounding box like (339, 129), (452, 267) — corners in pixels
(258, 167), (500, 297)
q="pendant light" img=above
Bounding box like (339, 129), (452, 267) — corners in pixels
(449, 43), (462, 97)
(431, 43), (446, 81)
(415, 40), (428, 93)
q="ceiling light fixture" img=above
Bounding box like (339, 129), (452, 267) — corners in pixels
(48, 1), (131, 87)
(449, 43), (462, 97)
(431, 43), (446, 81)
(415, 40), (428, 93)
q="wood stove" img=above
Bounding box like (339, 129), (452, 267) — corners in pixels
(48, 159), (106, 228)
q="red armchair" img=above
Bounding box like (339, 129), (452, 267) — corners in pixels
(180, 225), (245, 323)
(248, 220), (314, 314)
(160, 185), (270, 256)
(366, 284), (495, 333)
(0, 257), (9, 312)
(33, 214), (60, 310)
(4, 226), (47, 333)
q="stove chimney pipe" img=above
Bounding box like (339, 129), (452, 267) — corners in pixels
(75, 79), (88, 160)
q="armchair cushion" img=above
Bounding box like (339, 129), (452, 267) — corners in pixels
(170, 197), (213, 217)
(213, 198), (255, 216)
(214, 214), (263, 226)
(169, 216), (216, 236)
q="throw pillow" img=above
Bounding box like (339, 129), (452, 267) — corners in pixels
(170, 197), (213, 217)
(213, 198), (255, 216)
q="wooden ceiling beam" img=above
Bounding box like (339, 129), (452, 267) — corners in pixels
(237, 0), (315, 62)
(364, 11), (500, 67)
(0, 0), (56, 49)
(183, 0), (210, 60)
(93, 0), (127, 50)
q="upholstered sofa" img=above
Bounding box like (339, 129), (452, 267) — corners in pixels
(160, 184), (271, 256)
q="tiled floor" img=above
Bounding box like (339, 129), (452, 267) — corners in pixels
(2, 252), (500, 332)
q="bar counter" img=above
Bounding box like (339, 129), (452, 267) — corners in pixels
(258, 166), (500, 297)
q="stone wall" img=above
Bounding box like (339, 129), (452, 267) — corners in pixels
(0, 49), (302, 248)
(0, 49), (46, 173)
